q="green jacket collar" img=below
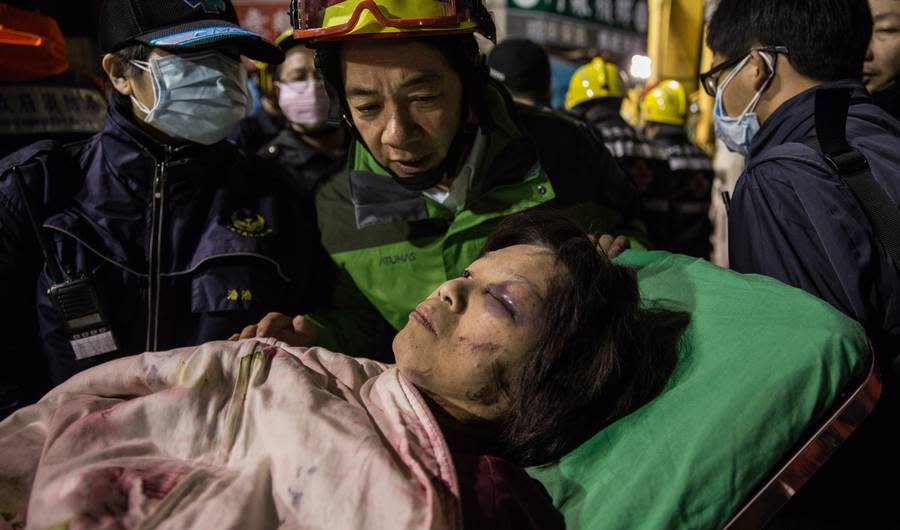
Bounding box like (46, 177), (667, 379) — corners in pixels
(347, 80), (546, 228)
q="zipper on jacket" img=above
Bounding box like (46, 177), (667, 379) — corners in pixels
(146, 147), (170, 352)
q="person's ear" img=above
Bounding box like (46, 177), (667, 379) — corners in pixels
(747, 50), (773, 91)
(101, 53), (134, 97)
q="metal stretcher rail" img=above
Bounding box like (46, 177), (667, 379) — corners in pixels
(722, 346), (882, 530)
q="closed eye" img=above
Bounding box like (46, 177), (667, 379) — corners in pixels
(488, 290), (515, 316)
(463, 269), (517, 317)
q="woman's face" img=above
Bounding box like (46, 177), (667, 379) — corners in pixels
(865, 0), (900, 92)
(393, 244), (558, 422)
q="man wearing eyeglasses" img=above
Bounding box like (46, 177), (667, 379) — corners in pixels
(704, 0), (900, 361)
(704, 0), (900, 525)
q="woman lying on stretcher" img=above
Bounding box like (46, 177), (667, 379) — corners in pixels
(0, 209), (688, 530)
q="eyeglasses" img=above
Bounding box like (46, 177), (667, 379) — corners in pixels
(699, 46), (789, 97)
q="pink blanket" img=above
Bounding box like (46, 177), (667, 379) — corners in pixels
(0, 340), (462, 530)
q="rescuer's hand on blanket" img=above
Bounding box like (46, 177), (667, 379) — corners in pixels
(229, 312), (317, 347)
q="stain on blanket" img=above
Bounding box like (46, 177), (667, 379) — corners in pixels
(145, 365), (166, 388)
(59, 464), (191, 523)
(287, 487), (303, 510)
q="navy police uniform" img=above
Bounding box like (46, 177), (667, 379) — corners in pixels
(0, 104), (332, 403)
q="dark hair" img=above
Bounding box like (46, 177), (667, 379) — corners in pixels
(707, 0), (872, 81)
(482, 208), (689, 467)
(486, 38), (551, 104)
(104, 43), (152, 110)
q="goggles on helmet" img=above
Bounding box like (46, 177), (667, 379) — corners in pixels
(290, 0), (491, 42)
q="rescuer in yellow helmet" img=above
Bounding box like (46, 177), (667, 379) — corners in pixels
(638, 79), (713, 258)
(564, 56), (625, 110)
(565, 56), (660, 225)
(640, 79), (688, 127)
(235, 0), (645, 360)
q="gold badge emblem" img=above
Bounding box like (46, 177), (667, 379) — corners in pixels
(227, 209), (273, 238)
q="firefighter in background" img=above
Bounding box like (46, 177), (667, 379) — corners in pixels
(639, 80), (713, 258)
(0, 2), (107, 157)
(564, 57), (660, 226)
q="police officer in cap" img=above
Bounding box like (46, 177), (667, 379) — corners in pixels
(0, 0), (331, 413)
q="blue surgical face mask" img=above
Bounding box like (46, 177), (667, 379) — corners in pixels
(130, 51), (251, 145)
(713, 52), (775, 156)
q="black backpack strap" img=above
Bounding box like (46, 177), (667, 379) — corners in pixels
(810, 87), (900, 271)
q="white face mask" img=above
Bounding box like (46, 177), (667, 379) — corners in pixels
(276, 79), (331, 128)
(130, 51), (251, 145)
(713, 51), (776, 156)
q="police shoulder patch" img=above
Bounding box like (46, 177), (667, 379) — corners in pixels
(227, 209), (274, 238)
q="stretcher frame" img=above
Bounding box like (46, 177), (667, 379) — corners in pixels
(722, 345), (882, 530)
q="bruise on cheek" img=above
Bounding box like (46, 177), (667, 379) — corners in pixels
(456, 336), (502, 355)
(489, 283), (533, 325)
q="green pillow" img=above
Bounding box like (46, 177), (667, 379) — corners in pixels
(528, 251), (867, 529)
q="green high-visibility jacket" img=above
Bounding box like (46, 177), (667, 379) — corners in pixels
(308, 82), (646, 359)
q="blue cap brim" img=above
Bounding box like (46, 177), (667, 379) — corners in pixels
(137, 20), (284, 64)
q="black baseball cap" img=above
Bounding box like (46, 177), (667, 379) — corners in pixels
(99, 0), (284, 64)
(487, 38), (550, 95)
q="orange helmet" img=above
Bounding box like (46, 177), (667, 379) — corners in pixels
(0, 4), (68, 82)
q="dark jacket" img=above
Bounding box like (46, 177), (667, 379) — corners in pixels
(643, 126), (713, 258)
(257, 128), (346, 196)
(585, 110), (655, 163)
(872, 81), (900, 123)
(229, 106), (284, 155)
(0, 140), (84, 416)
(729, 80), (900, 365)
(2, 105), (331, 393)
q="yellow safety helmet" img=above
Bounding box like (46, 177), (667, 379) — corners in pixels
(640, 79), (688, 127)
(290, 0), (495, 43)
(564, 57), (625, 111)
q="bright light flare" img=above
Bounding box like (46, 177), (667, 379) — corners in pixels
(630, 55), (652, 80)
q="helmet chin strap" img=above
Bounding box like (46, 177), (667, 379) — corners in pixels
(341, 106), (477, 193)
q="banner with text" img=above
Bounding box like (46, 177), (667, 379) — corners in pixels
(506, 0), (648, 58)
